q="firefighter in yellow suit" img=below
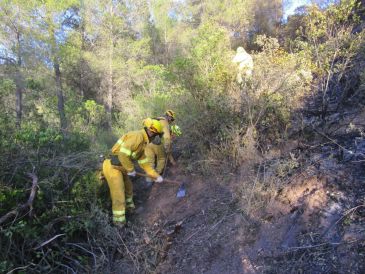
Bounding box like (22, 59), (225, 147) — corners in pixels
(144, 110), (177, 177)
(102, 118), (164, 227)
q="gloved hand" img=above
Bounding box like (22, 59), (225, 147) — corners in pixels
(154, 176), (163, 183)
(127, 170), (136, 177)
(145, 177), (153, 183)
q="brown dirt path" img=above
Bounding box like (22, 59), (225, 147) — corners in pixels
(130, 151), (365, 273)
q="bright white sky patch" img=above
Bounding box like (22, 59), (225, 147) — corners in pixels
(284, 0), (310, 19)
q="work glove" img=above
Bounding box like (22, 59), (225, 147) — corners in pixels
(127, 170), (136, 177)
(154, 176), (163, 183)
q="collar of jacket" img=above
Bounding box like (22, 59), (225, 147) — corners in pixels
(141, 129), (150, 144)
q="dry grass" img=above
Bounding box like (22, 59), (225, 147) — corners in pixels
(235, 152), (300, 217)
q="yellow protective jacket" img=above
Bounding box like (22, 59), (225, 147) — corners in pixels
(157, 117), (171, 151)
(111, 129), (160, 179)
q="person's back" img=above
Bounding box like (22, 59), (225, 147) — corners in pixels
(232, 46), (253, 83)
(145, 110), (177, 177)
(102, 118), (164, 227)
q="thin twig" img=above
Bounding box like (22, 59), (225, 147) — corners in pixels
(312, 127), (351, 153)
(334, 205), (365, 226)
(287, 239), (359, 251)
(56, 263), (76, 274)
(184, 227), (204, 242)
(210, 213), (236, 231)
(323, 204), (365, 237)
(34, 234), (66, 250)
(247, 161), (262, 213)
(66, 243), (97, 270)
(288, 242), (339, 250)
(116, 231), (140, 270)
(6, 263), (35, 274)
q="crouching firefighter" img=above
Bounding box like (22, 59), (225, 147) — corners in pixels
(102, 118), (164, 227)
(144, 110), (179, 179)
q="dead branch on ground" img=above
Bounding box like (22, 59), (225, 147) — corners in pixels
(0, 172), (38, 225)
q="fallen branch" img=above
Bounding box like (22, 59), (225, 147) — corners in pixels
(34, 234), (66, 250)
(287, 239), (359, 252)
(351, 160), (365, 163)
(66, 243), (97, 269)
(6, 263), (35, 274)
(312, 127), (351, 153)
(322, 204), (365, 237)
(0, 172), (38, 225)
(210, 213), (236, 231)
(184, 227), (204, 242)
(288, 241), (340, 250)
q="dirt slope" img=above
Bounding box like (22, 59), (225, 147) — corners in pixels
(131, 128), (365, 273)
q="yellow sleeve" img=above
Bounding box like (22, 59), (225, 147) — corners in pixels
(117, 134), (140, 172)
(118, 153), (134, 173)
(138, 154), (160, 179)
(111, 137), (123, 154)
(144, 144), (156, 170)
(162, 120), (171, 149)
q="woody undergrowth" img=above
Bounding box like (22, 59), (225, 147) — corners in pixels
(0, 132), (172, 273)
(230, 1), (365, 220)
(1, 2), (364, 273)
(180, 1), (365, 222)
(0, 97), (171, 273)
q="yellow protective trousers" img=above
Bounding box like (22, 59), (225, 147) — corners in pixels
(102, 159), (133, 223)
(144, 143), (166, 174)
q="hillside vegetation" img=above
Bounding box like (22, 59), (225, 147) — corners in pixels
(1, 0), (365, 273)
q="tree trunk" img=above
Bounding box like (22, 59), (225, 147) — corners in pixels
(48, 19), (67, 131)
(15, 72), (22, 128)
(105, 2), (114, 128)
(54, 59), (67, 131)
(105, 41), (113, 127)
(79, 0), (86, 98)
(15, 31), (23, 128)
(164, 23), (168, 65)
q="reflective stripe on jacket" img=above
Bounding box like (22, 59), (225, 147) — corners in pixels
(111, 129), (159, 179)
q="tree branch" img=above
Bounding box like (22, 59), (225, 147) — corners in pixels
(0, 172), (39, 225)
(0, 56), (16, 65)
(34, 234), (66, 250)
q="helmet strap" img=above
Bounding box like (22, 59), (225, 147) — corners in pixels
(145, 127), (157, 141)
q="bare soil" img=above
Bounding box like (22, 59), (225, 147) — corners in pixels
(131, 137), (365, 273)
